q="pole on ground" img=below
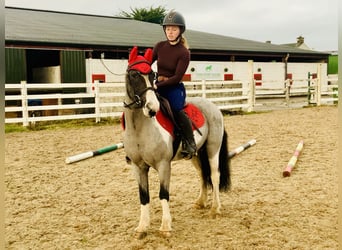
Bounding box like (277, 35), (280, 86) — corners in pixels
(283, 140), (304, 177)
(228, 139), (256, 159)
(66, 138), (257, 164)
(65, 142), (124, 164)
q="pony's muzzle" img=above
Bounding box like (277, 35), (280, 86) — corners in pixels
(143, 90), (160, 117)
(148, 110), (156, 117)
(144, 102), (158, 117)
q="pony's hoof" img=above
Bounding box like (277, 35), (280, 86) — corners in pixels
(209, 212), (220, 219)
(135, 231), (147, 239)
(209, 208), (221, 218)
(159, 230), (172, 238)
(193, 202), (206, 209)
(125, 156), (132, 164)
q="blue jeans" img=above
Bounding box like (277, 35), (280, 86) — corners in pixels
(157, 83), (186, 112)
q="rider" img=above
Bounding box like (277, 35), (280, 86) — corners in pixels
(152, 10), (196, 159)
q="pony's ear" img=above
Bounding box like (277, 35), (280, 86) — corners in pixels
(144, 48), (153, 64)
(128, 46), (138, 64)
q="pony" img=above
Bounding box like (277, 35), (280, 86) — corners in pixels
(123, 46), (231, 238)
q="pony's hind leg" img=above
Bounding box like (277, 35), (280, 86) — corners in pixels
(191, 157), (208, 209)
(209, 154), (222, 217)
(133, 163), (151, 239)
(197, 145), (222, 217)
(209, 129), (231, 218)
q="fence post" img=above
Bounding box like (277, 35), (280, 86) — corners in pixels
(308, 72), (317, 105)
(94, 80), (101, 123)
(316, 63), (322, 106)
(247, 60), (255, 112)
(307, 72), (311, 104)
(333, 86), (338, 104)
(201, 79), (206, 98)
(285, 79), (290, 106)
(21, 80), (29, 126)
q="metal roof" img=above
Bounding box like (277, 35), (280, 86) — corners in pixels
(5, 7), (328, 57)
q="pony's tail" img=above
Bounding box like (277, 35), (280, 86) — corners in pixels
(218, 130), (231, 191)
(198, 130), (231, 192)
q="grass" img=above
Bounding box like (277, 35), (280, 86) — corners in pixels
(6, 105), (328, 133)
(4, 111), (255, 134)
(5, 118), (121, 133)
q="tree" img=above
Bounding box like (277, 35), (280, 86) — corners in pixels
(118, 6), (167, 24)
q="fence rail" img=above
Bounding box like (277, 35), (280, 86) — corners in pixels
(5, 77), (338, 126)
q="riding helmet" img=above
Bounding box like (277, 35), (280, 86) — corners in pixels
(162, 10), (186, 34)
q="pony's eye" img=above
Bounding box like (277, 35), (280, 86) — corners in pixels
(148, 73), (155, 85)
(129, 71), (142, 81)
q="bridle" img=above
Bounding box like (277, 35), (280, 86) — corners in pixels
(123, 67), (157, 109)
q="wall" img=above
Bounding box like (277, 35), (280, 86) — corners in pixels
(5, 48), (26, 83)
(328, 55), (338, 74)
(86, 58), (127, 84)
(86, 59), (328, 92)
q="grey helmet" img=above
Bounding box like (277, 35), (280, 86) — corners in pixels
(162, 11), (186, 34)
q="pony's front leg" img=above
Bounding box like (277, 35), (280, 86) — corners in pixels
(158, 162), (172, 237)
(133, 163), (150, 239)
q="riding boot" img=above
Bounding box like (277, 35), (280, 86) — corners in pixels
(174, 110), (197, 159)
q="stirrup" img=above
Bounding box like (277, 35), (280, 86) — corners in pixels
(181, 142), (196, 160)
(181, 151), (195, 160)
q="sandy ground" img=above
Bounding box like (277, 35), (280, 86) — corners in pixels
(5, 105), (338, 249)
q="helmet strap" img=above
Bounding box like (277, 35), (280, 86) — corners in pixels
(168, 36), (181, 45)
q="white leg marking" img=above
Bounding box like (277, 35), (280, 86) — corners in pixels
(135, 204), (150, 233)
(209, 153), (222, 216)
(159, 199), (172, 233)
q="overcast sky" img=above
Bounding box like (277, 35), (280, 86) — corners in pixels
(5, 0), (339, 51)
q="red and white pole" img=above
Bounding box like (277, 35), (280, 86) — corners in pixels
(283, 140), (304, 177)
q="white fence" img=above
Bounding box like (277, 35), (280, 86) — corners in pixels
(5, 77), (338, 126)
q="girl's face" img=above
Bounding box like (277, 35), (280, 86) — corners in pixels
(165, 25), (180, 41)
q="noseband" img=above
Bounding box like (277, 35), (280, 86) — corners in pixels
(124, 69), (157, 109)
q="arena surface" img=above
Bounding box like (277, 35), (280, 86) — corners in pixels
(5, 106), (337, 249)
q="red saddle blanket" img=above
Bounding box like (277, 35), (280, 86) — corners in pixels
(121, 103), (205, 137)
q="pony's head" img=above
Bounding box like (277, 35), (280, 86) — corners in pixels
(125, 46), (160, 117)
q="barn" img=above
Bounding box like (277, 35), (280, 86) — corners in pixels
(5, 7), (330, 85)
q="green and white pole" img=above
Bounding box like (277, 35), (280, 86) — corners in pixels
(65, 142), (124, 164)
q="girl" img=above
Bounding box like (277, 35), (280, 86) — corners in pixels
(152, 10), (196, 159)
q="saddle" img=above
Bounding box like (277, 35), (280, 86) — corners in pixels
(157, 95), (204, 138)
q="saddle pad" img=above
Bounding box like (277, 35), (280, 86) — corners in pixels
(156, 103), (205, 137)
(121, 103), (205, 138)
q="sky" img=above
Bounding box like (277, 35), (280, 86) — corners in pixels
(5, 0), (339, 52)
